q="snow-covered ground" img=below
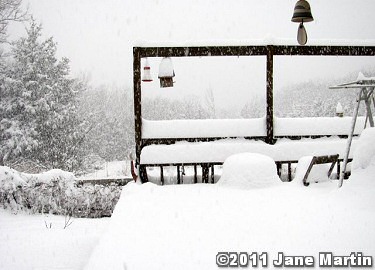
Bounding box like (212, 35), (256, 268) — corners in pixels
(0, 210), (109, 270)
(83, 167), (375, 269)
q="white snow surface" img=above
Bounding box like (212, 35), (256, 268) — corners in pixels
(142, 118), (267, 139)
(141, 137), (358, 164)
(0, 209), (109, 270)
(85, 165), (375, 270)
(352, 127), (375, 170)
(218, 153), (280, 189)
(142, 117), (364, 139)
(274, 117), (364, 137)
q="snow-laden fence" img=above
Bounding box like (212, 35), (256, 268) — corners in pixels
(0, 167), (122, 218)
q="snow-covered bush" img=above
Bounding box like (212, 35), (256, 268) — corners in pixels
(0, 166), (122, 217)
(0, 166), (27, 211)
(218, 153), (280, 189)
(352, 127), (375, 170)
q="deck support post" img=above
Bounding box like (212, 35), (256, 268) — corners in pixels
(266, 45), (275, 145)
(194, 165), (198, 184)
(133, 47), (145, 182)
(177, 165), (181, 184)
(160, 166), (164, 185)
(202, 164), (209, 183)
(210, 165), (215, 184)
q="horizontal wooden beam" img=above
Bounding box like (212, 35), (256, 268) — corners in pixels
(135, 45), (375, 58)
(141, 136), (265, 147)
(137, 46), (268, 57)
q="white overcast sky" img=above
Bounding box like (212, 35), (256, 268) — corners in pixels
(8, 0), (375, 111)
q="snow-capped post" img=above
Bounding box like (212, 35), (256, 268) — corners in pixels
(336, 102), (344, 117)
(158, 57), (175, 88)
(291, 0), (314, 45)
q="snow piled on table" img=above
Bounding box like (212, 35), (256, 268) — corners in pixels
(293, 156), (331, 185)
(218, 153), (280, 189)
(352, 127), (375, 170)
(85, 137), (375, 270)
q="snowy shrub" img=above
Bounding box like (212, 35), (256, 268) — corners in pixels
(0, 166), (122, 217)
(0, 166), (27, 212)
(218, 153), (280, 189)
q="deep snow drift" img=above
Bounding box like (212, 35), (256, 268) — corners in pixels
(84, 129), (375, 270)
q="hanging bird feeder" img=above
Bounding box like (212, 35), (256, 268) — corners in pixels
(291, 0), (314, 45)
(141, 58), (153, 82)
(158, 57), (175, 88)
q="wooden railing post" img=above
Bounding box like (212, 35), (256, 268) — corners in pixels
(133, 47), (146, 182)
(266, 45), (275, 145)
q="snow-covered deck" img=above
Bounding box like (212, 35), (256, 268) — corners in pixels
(140, 137), (357, 164)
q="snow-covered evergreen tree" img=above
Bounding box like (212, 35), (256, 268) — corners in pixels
(0, 21), (86, 170)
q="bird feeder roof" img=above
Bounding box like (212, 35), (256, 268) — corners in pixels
(158, 57), (175, 78)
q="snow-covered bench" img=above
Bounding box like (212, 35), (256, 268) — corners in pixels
(138, 117), (364, 183)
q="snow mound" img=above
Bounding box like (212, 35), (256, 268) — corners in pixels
(293, 156), (331, 185)
(352, 127), (375, 170)
(218, 153), (280, 188)
(32, 169), (75, 183)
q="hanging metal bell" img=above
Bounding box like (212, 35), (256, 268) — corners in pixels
(158, 57), (175, 88)
(142, 58), (153, 82)
(291, 0), (314, 23)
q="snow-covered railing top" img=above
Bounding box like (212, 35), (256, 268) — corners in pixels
(133, 44), (375, 167)
(142, 117), (366, 139)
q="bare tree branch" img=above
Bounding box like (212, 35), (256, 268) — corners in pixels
(0, 0), (29, 43)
